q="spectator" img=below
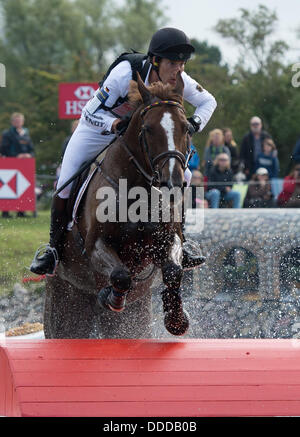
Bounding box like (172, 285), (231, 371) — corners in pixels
(203, 128), (231, 176)
(254, 138), (280, 179)
(61, 120), (79, 158)
(0, 112), (34, 218)
(223, 127), (240, 174)
(188, 143), (200, 172)
(277, 164), (300, 208)
(205, 153), (240, 208)
(190, 170), (208, 209)
(240, 116), (271, 179)
(1, 112), (34, 158)
(243, 167), (274, 208)
(292, 136), (300, 164)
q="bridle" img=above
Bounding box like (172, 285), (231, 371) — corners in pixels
(120, 99), (195, 187)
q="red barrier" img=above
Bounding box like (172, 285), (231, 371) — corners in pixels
(0, 158), (35, 211)
(1, 338), (300, 417)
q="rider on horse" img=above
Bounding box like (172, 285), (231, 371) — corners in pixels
(30, 27), (217, 276)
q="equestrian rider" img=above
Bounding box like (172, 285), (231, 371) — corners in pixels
(30, 27), (217, 275)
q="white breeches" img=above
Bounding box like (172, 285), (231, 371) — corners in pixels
(57, 111), (116, 198)
(57, 111), (193, 199)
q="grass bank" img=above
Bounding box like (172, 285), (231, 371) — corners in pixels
(0, 210), (50, 295)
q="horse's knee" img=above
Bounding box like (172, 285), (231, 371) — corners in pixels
(162, 262), (183, 289)
(110, 266), (131, 292)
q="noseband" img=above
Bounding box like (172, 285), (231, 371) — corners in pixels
(121, 100), (194, 187)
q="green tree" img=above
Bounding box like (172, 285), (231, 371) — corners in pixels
(190, 39), (222, 65)
(0, 0), (166, 172)
(184, 53), (232, 160)
(0, 0), (87, 73)
(214, 4), (288, 74)
(115, 0), (166, 53)
(208, 4), (299, 174)
(75, 0), (118, 72)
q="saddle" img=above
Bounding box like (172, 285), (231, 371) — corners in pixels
(66, 151), (106, 228)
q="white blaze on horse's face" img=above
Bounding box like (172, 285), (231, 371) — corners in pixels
(160, 111), (176, 176)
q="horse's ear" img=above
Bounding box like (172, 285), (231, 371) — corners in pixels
(137, 72), (152, 105)
(173, 71), (184, 96)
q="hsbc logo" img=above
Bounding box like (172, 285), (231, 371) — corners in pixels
(73, 86), (95, 100)
(0, 169), (31, 199)
(59, 82), (98, 119)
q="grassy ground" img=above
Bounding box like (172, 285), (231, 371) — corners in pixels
(0, 210), (50, 295)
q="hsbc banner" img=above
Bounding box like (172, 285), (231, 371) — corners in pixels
(59, 82), (98, 119)
(0, 158), (35, 211)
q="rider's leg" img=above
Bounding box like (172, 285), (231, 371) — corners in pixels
(30, 194), (69, 275)
(56, 119), (115, 198)
(181, 167), (206, 269)
(30, 116), (116, 275)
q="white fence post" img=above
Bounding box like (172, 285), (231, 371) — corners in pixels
(0, 63), (6, 87)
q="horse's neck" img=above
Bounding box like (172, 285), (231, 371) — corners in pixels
(102, 113), (151, 188)
(101, 135), (148, 189)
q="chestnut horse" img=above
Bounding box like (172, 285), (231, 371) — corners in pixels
(44, 73), (193, 339)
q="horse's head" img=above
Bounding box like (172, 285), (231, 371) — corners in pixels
(127, 72), (190, 189)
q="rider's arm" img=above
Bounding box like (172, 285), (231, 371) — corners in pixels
(182, 72), (217, 132)
(96, 61), (133, 133)
(84, 60), (133, 133)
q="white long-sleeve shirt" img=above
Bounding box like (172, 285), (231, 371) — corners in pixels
(85, 60), (217, 133)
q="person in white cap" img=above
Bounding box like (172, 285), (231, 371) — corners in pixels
(243, 167), (274, 208)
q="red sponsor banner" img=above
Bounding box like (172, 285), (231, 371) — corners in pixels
(0, 158), (36, 211)
(58, 82), (98, 119)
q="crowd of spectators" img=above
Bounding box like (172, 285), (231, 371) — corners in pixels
(189, 115), (300, 209)
(1, 112), (299, 215)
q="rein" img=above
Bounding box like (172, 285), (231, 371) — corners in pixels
(120, 99), (194, 187)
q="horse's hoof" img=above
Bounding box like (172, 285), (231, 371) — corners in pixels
(95, 286), (126, 313)
(95, 286), (114, 313)
(164, 310), (189, 336)
(107, 288), (127, 312)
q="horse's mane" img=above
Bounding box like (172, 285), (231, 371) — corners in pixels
(128, 80), (183, 111)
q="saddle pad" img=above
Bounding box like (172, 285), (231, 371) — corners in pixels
(67, 166), (98, 230)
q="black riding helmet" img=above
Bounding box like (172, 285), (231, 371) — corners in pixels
(148, 27), (195, 62)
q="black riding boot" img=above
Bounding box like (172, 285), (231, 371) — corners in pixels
(30, 196), (68, 275)
(181, 203), (206, 270)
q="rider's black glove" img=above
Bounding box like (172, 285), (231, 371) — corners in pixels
(115, 117), (131, 136)
(187, 116), (201, 137)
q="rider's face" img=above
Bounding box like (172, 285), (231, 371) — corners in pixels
(158, 58), (185, 86)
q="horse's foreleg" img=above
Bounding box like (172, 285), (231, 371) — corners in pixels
(98, 265), (132, 312)
(88, 237), (132, 313)
(161, 233), (189, 336)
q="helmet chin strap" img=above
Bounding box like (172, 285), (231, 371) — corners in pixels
(151, 56), (163, 82)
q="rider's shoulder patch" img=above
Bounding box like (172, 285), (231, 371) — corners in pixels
(196, 83), (203, 92)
